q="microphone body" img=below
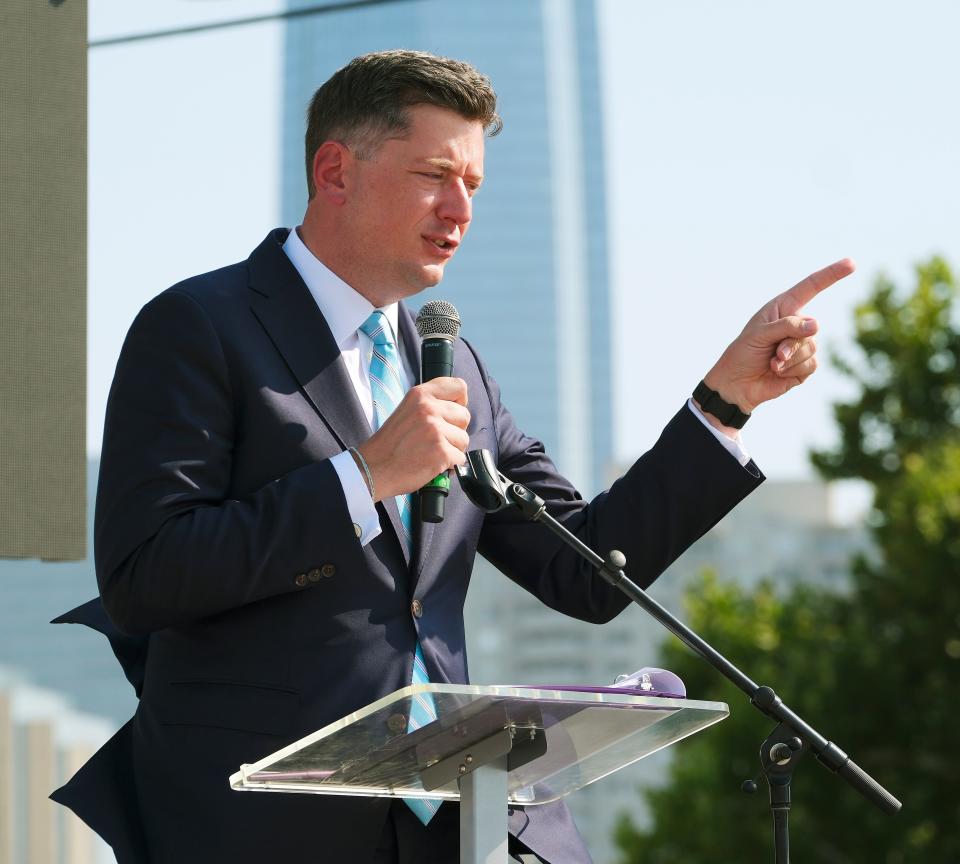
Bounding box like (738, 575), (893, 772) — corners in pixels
(416, 301), (462, 524)
(421, 336), (455, 381)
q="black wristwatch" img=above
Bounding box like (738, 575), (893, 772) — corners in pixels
(693, 380), (751, 429)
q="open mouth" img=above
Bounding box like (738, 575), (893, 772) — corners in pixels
(425, 235), (458, 251)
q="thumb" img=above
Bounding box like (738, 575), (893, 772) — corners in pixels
(759, 315), (817, 344)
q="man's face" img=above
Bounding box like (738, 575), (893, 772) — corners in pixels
(341, 104), (485, 302)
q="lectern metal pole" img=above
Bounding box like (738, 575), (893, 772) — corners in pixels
(459, 755), (509, 864)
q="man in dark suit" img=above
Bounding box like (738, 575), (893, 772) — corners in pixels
(54, 50), (853, 862)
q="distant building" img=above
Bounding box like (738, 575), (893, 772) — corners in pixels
(463, 478), (869, 863)
(0, 667), (114, 864)
(0, 462), (131, 858)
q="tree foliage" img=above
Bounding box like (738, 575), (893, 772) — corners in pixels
(811, 256), (960, 485)
(615, 258), (960, 863)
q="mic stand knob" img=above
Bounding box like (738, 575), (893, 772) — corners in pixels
(505, 483), (545, 520)
(758, 722), (807, 864)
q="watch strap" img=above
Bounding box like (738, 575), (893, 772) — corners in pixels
(693, 380), (751, 429)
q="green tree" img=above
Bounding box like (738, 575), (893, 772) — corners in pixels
(811, 256), (960, 485)
(614, 258), (960, 863)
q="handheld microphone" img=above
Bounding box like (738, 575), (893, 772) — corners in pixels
(416, 300), (462, 523)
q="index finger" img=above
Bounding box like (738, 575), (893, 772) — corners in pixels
(783, 258), (856, 309)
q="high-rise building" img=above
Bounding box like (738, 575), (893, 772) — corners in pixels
(281, 0), (612, 495)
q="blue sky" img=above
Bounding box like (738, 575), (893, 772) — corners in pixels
(88, 0), (960, 495)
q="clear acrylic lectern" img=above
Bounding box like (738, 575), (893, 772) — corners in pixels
(230, 683), (727, 864)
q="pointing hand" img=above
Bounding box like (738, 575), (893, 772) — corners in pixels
(700, 258), (856, 429)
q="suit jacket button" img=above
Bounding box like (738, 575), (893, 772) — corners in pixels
(411, 599), (423, 618)
(308, 568), (322, 583)
(294, 573), (307, 587)
(386, 712), (407, 733)
(321, 563), (336, 578)
(353, 523), (362, 539)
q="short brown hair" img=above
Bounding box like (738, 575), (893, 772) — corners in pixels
(304, 49), (502, 198)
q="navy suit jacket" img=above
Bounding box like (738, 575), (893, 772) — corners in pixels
(53, 229), (763, 862)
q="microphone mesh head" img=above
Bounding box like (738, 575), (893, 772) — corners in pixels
(416, 299), (461, 339)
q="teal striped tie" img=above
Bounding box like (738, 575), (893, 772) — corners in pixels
(359, 311), (441, 824)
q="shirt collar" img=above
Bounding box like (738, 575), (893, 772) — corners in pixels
(282, 227), (400, 347)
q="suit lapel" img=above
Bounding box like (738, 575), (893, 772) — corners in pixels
(246, 230), (410, 567)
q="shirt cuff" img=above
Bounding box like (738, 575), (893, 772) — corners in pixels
(330, 450), (382, 546)
(686, 398), (751, 467)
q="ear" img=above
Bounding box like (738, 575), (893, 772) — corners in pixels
(311, 141), (351, 205)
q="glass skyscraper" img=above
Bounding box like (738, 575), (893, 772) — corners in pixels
(281, 0), (613, 495)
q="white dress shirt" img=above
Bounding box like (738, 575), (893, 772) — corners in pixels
(687, 398), (751, 466)
(282, 226), (750, 548)
(283, 226), (412, 545)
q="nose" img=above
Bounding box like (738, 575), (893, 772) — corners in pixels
(437, 178), (472, 228)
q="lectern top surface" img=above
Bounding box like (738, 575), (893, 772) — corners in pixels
(230, 684), (727, 805)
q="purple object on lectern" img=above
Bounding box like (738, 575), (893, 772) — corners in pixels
(612, 667), (686, 698)
(530, 667), (686, 700)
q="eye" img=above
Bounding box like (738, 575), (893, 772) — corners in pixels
(419, 172), (444, 181)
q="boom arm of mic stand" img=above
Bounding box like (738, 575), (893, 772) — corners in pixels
(501, 479), (902, 816)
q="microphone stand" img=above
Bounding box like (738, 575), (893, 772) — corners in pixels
(455, 453), (901, 863)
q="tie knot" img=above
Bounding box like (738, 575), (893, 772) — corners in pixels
(359, 310), (394, 347)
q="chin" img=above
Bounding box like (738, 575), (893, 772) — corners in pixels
(408, 264), (446, 292)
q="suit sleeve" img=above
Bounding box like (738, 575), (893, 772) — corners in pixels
(95, 289), (368, 635)
(468, 342), (765, 624)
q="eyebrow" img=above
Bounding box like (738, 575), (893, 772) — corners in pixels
(421, 157), (483, 185)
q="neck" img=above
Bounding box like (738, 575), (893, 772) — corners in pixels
(298, 213), (400, 307)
